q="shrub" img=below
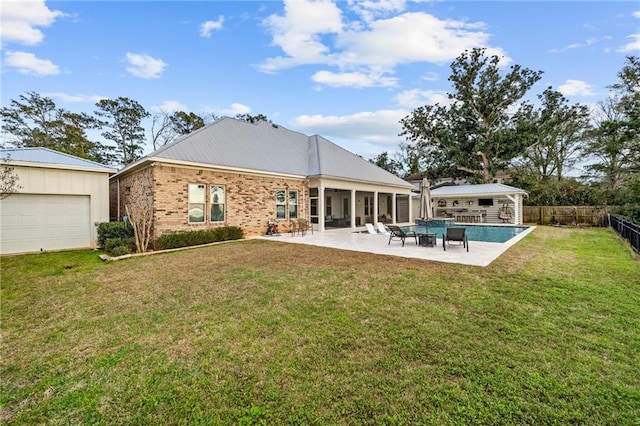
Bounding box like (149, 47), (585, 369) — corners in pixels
(97, 222), (134, 248)
(155, 226), (244, 250)
(104, 237), (137, 254)
(109, 245), (132, 257)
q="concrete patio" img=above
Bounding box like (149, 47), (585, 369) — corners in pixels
(258, 224), (535, 267)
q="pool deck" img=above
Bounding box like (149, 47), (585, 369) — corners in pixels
(257, 223), (536, 267)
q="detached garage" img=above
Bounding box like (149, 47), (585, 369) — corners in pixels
(0, 148), (115, 255)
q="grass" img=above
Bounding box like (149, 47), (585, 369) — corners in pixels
(1, 226), (639, 425)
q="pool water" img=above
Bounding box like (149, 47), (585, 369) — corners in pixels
(403, 224), (530, 243)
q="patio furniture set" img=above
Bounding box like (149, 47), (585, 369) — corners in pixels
(386, 225), (469, 252)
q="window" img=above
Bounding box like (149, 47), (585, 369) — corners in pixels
(188, 184), (206, 223)
(210, 185), (225, 222)
(364, 196), (373, 216)
(326, 196), (332, 217)
(478, 198), (494, 206)
(276, 189), (286, 219)
(289, 190), (298, 219)
(310, 198), (318, 223)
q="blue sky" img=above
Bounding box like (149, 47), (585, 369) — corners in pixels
(2, 0), (639, 161)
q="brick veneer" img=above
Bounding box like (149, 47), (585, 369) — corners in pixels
(110, 163), (309, 239)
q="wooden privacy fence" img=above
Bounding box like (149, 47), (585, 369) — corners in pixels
(523, 206), (612, 226)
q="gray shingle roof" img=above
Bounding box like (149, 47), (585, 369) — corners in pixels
(0, 148), (115, 172)
(430, 183), (527, 196)
(130, 117), (412, 189)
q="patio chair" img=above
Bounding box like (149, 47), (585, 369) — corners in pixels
(290, 220), (300, 236)
(365, 223), (378, 234)
(443, 227), (468, 252)
(376, 222), (390, 235)
(297, 218), (313, 236)
(387, 225), (417, 247)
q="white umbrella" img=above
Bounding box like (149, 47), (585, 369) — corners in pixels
(420, 178), (433, 221)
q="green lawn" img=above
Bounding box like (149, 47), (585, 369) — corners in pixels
(1, 226), (639, 425)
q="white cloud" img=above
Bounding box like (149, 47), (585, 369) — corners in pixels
(0, 0), (65, 46)
(558, 79), (595, 97)
(125, 53), (167, 79)
(422, 71), (439, 82)
(617, 34), (640, 53)
(4, 51), (59, 76)
(209, 102), (252, 116)
(312, 70), (398, 88)
(43, 92), (105, 103)
(347, 0), (407, 23)
(633, 11), (640, 19)
(567, 38), (596, 49)
(337, 12), (501, 68)
(151, 101), (188, 113)
(394, 89), (450, 109)
(200, 16), (224, 38)
(291, 109), (408, 148)
(261, 1), (508, 88)
(260, 0), (344, 73)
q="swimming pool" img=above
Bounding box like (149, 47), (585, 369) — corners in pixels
(402, 224), (530, 243)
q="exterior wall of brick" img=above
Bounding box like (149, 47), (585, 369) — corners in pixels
(110, 163), (309, 239)
(109, 165), (154, 226)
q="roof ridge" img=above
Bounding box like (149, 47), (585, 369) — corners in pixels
(0, 147), (110, 168)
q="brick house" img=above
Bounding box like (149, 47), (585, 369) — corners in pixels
(109, 117), (415, 239)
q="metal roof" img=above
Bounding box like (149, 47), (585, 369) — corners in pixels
(430, 183), (527, 196)
(0, 148), (115, 173)
(120, 117), (413, 189)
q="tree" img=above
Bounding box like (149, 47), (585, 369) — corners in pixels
(1, 92), (114, 164)
(518, 87), (591, 181)
(235, 113), (270, 124)
(150, 112), (175, 151)
(400, 48), (543, 183)
(369, 151), (402, 176)
(0, 155), (22, 199)
(150, 111), (207, 151)
(171, 111), (205, 135)
(584, 56), (640, 189)
(95, 97), (149, 166)
(584, 97), (636, 189)
(57, 111), (115, 164)
(0, 91), (60, 149)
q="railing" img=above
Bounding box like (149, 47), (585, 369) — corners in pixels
(609, 214), (640, 254)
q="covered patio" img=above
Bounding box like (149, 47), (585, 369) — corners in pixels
(309, 179), (414, 232)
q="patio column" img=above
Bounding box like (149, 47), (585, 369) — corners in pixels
(506, 194), (519, 225)
(392, 193), (397, 224)
(373, 191), (379, 225)
(350, 189), (357, 229)
(408, 193), (414, 224)
(318, 185), (325, 232)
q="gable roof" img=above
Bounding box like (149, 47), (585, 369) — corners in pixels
(0, 148), (115, 173)
(118, 117), (412, 189)
(430, 183), (527, 197)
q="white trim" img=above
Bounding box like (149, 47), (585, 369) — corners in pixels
(114, 157), (308, 180)
(10, 160), (115, 174)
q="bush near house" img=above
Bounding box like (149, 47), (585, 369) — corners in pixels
(97, 221), (136, 255)
(104, 237), (137, 256)
(97, 221), (134, 248)
(154, 226), (244, 250)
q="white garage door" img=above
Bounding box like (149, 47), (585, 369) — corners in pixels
(1, 194), (91, 255)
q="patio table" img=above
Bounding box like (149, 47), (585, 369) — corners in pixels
(418, 233), (438, 247)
